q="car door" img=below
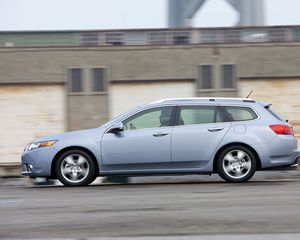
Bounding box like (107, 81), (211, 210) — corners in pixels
(171, 105), (231, 169)
(101, 106), (175, 172)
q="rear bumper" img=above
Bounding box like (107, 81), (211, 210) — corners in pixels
(252, 138), (299, 169)
(265, 148), (300, 168)
(295, 148), (300, 164)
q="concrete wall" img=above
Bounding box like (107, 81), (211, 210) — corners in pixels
(1, 43), (300, 83)
(110, 81), (194, 117)
(68, 94), (108, 130)
(0, 84), (65, 164)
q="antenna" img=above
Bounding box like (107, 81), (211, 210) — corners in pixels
(246, 90), (253, 99)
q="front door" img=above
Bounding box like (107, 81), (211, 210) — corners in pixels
(101, 106), (175, 172)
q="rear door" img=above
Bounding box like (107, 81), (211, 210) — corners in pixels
(171, 105), (231, 169)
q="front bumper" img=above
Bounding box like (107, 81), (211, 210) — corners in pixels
(21, 146), (58, 177)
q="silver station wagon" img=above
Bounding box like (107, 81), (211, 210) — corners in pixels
(22, 98), (300, 186)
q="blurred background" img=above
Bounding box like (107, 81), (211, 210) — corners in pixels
(0, 0), (300, 176)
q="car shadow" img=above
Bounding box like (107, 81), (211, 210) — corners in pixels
(25, 178), (297, 189)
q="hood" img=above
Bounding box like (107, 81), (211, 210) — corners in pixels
(33, 127), (106, 143)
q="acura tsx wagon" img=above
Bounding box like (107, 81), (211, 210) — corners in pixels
(22, 98), (300, 186)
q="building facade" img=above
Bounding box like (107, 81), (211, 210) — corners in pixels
(0, 26), (300, 169)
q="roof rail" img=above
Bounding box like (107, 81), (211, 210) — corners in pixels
(151, 97), (255, 104)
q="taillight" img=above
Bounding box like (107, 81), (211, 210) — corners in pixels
(269, 124), (294, 135)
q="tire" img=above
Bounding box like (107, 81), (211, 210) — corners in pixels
(217, 145), (257, 183)
(55, 149), (97, 186)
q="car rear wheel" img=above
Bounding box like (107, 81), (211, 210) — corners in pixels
(217, 145), (257, 183)
(55, 149), (97, 186)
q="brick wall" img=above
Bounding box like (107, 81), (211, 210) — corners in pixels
(0, 84), (65, 164)
(239, 79), (300, 145)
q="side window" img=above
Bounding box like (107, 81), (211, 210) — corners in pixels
(224, 107), (258, 121)
(123, 107), (173, 131)
(178, 106), (223, 125)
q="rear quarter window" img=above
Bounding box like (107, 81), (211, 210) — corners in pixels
(224, 106), (258, 121)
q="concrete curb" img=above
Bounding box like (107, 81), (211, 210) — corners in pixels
(0, 163), (20, 177)
(2, 234), (300, 240)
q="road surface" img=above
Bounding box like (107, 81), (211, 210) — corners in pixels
(1, 170), (300, 239)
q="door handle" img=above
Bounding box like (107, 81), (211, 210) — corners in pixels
(153, 132), (169, 137)
(208, 128), (224, 132)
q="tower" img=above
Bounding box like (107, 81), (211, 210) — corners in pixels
(168, 0), (265, 28)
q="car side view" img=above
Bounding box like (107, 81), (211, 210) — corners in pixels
(22, 98), (300, 186)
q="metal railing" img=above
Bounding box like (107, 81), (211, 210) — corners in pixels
(1, 26), (300, 48)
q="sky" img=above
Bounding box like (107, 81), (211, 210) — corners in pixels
(0, 0), (299, 31)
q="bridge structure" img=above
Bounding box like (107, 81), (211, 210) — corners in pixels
(168, 0), (265, 27)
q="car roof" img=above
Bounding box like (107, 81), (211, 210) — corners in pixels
(150, 97), (256, 105)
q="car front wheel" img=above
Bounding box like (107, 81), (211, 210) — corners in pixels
(55, 149), (97, 186)
(217, 145), (257, 183)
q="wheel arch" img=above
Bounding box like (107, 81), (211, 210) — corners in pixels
(213, 142), (261, 173)
(51, 146), (99, 178)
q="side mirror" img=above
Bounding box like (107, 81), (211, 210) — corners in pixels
(110, 122), (124, 133)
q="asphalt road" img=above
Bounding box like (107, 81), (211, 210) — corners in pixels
(1, 170), (300, 239)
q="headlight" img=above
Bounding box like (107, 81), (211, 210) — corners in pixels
(27, 140), (58, 151)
